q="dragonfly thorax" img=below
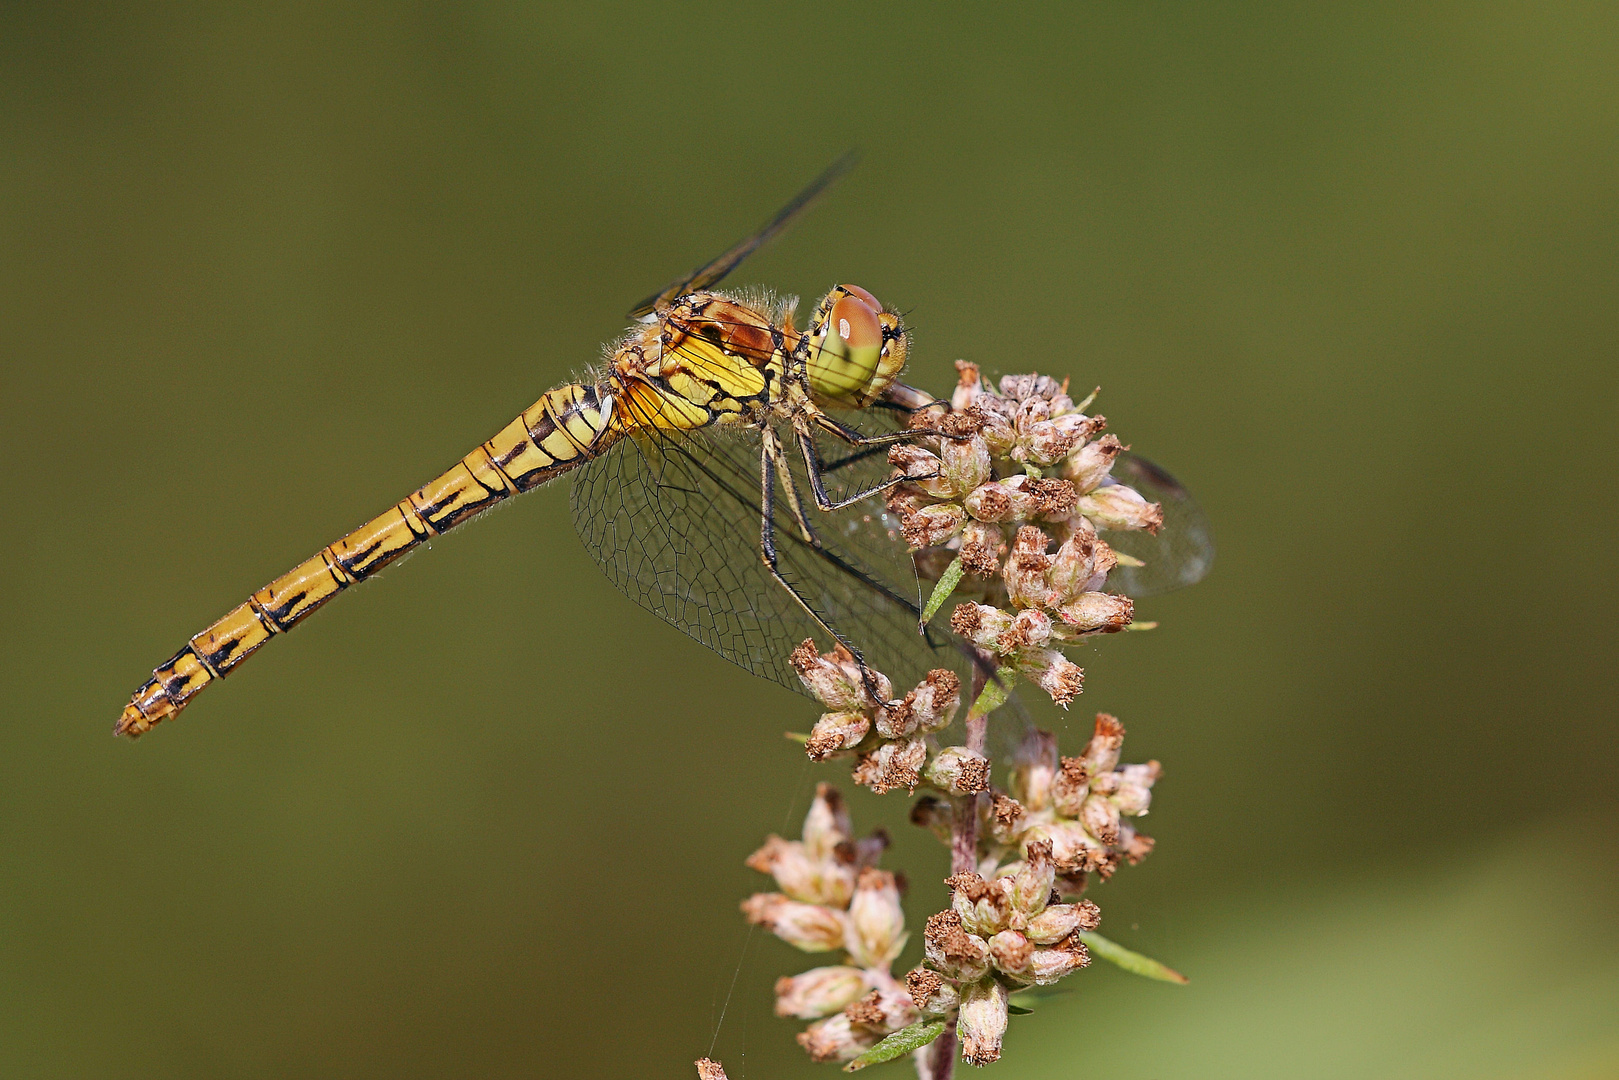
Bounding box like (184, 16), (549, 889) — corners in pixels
(601, 294), (788, 434)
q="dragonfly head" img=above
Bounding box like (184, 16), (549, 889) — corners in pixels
(803, 284), (908, 408)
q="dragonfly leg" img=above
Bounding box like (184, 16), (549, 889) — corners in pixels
(763, 425), (819, 546)
(807, 393), (953, 446)
(811, 410), (924, 449)
(819, 441), (892, 477)
(795, 426), (918, 513)
(758, 438), (888, 700)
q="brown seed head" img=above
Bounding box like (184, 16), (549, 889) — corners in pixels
(1078, 484), (1164, 534)
(1084, 713), (1127, 773)
(963, 480), (1015, 522)
(923, 909), (991, 981)
(1063, 431), (1123, 492)
(1051, 756), (1091, 817)
(1017, 649), (1085, 706)
(924, 746), (991, 796)
(960, 519), (1004, 576)
(796, 1013), (877, 1063)
(904, 668), (961, 733)
(905, 966), (959, 1015)
(852, 738), (926, 794)
(884, 481), (931, 518)
(988, 929), (1034, 977)
(804, 711), (871, 761)
(987, 793), (1028, 844)
(843, 989), (885, 1030)
(901, 503), (967, 549)
(1056, 591), (1134, 635)
(937, 407), (987, 439)
(1124, 831), (1156, 865)
(1029, 477), (1079, 518)
(957, 977), (1010, 1065)
(996, 607), (1052, 653)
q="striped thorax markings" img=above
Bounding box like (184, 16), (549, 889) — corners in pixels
(629, 294), (789, 429)
(116, 380), (617, 738)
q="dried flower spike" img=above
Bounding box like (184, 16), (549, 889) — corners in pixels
(990, 715), (1162, 893)
(744, 785), (921, 1063)
(892, 369), (1172, 714)
(740, 366), (1199, 1078)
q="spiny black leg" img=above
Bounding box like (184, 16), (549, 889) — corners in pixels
(760, 438), (889, 703)
(821, 441), (893, 476)
(812, 412), (922, 449)
(797, 428), (918, 513)
(759, 441), (849, 644)
(766, 426), (819, 546)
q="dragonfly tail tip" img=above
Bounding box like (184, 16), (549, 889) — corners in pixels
(114, 703), (154, 739)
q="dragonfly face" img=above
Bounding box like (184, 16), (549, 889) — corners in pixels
(802, 284), (909, 409)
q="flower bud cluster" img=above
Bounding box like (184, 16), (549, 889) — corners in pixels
(980, 714), (1161, 895)
(740, 367), (1186, 1074)
(890, 364), (1162, 709)
(741, 784), (922, 1063)
(791, 639), (988, 798)
(904, 841), (1101, 1065)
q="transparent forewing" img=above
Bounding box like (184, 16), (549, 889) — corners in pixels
(626, 151), (857, 320)
(1098, 452), (1215, 598)
(570, 404), (955, 698)
(786, 416), (959, 689)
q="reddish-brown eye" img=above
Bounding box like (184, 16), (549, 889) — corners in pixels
(808, 286), (895, 404)
(829, 293), (882, 351)
(839, 283), (883, 312)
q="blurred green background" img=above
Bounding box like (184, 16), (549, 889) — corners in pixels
(2, 3), (1615, 1077)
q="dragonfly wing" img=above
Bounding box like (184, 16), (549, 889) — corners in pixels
(569, 413), (955, 698)
(626, 151), (859, 320)
(787, 413), (967, 689)
(1098, 452), (1216, 598)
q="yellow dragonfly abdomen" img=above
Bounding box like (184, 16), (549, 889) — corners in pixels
(116, 380), (619, 737)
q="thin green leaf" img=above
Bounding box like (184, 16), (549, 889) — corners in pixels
(1007, 1003), (1036, 1015)
(1078, 931), (1189, 984)
(843, 1020), (947, 1072)
(920, 556), (965, 627)
(967, 671), (1010, 722)
(1123, 620), (1159, 632)
(784, 731), (809, 744)
(1114, 552), (1147, 568)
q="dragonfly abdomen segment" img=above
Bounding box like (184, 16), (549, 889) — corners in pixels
(115, 381), (617, 738)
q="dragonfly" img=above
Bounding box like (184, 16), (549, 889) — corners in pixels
(115, 156), (1213, 738)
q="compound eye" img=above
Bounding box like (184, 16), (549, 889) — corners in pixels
(839, 284), (883, 312)
(829, 293), (883, 354)
(809, 291), (885, 403)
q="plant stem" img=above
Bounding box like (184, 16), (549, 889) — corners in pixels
(953, 657), (992, 875)
(923, 656), (995, 1080)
